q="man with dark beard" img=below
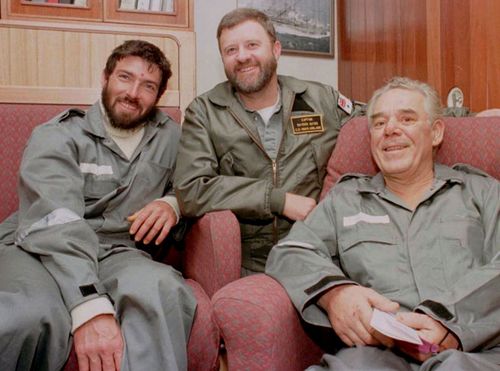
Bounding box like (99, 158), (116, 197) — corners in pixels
(0, 40), (196, 371)
(174, 8), (360, 274)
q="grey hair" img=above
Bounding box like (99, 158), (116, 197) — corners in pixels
(367, 77), (443, 124)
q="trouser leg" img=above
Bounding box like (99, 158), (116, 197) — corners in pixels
(306, 346), (414, 371)
(420, 347), (500, 371)
(0, 245), (71, 371)
(99, 250), (197, 371)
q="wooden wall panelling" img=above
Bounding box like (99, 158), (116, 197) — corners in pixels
(8, 27), (38, 86)
(0, 22), (195, 113)
(380, 0), (399, 93)
(89, 33), (117, 87)
(486, 0), (500, 109)
(64, 32), (92, 87)
(350, 0), (367, 102)
(337, 0), (351, 98)
(468, 0), (488, 110)
(38, 30), (65, 87)
(338, 0), (429, 103)
(425, 0), (442, 97)
(339, 0), (500, 110)
(162, 37), (180, 96)
(0, 28), (9, 84)
(439, 0), (472, 109)
(400, 0), (427, 82)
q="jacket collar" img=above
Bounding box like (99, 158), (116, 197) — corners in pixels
(83, 101), (168, 139)
(358, 163), (465, 194)
(206, 75), (309, 108)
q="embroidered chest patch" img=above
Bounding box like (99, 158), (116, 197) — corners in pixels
(290, 114), (324, 135)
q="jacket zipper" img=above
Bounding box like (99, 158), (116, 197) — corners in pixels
(272, 159), (278, 243)
(272, 91), (295, 244)
(228, 91), (296, 244)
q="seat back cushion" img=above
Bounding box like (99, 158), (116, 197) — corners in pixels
(321, 116), (500, 199)
(0, 103), (181, 222)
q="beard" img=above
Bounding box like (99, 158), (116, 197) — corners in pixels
(101, 84), (156, 131)
(226, 55), (278, 94)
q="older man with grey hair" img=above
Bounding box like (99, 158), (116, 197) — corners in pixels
(266, 77), (499, 370)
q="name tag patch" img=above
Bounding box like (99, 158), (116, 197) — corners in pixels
(80, 163), (113, 176)
(343, 212), (390, 227)
(291, 114), (324, 135)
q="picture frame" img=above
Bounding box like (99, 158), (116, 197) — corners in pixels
(237, 0), (334, 57)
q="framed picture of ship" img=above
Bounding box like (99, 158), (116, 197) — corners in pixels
(237, 0), (334, 57)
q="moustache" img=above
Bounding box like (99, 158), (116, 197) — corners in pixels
(118, 96), (140, 108)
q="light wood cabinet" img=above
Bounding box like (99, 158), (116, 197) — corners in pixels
(4, 0), (192, 29)
(0, 0), (195, 113)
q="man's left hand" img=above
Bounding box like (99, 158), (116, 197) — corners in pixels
(127, 200), (176, 245)
(395, 312), (460, 362)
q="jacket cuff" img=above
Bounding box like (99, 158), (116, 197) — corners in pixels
(70, 296), (116, 334)
(270, 188), (286, 214)
(156, 196), (180, 224)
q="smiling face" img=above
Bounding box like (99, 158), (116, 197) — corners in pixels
(369, 88), (444, 180)
(101, 55), (161, 130)
(219, 20), (280, 94)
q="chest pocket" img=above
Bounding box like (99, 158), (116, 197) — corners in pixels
(338, 223), (400, 294)
(134, 160), (172, 194)
(438, 216), (485, 285)
(83, 173), (121, 200)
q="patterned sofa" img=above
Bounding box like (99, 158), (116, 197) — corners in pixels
(0, 103), (220, 371)
(204, 116), (500, 370)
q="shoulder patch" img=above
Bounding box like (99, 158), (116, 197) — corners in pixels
(337, 92), (353, 115)
(58, 108), (86, 122)
(452, 163), (490, 178)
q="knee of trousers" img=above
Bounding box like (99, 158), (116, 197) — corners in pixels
(0, 282), (70, 339)
(108, 262), (195, 310)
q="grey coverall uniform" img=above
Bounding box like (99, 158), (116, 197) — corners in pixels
(0, 103), (196, 371)
(266, 164), (500, 370)
(175, 75), (356, 272)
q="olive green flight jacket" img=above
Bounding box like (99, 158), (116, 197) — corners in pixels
(175, 75), (355, 271)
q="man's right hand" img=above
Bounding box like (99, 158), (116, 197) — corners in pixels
(74, 314), (124, 371)
(282, 193), (317, 221)
(318, 285), (399, 348)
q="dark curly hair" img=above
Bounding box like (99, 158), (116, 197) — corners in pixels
(104, 39), (172, 99)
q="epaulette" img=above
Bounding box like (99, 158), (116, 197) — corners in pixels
(57, 108), (86, 122)
(452, 163), (490, 178)
(337, 172), (371, 184)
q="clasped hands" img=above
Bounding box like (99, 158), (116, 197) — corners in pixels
(318, 285), (460, 362)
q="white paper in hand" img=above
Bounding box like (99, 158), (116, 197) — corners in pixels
(370, 308), (422, 345)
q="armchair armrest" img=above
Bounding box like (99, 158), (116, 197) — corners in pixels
(212, 274), (323, 371)
(183, 210), (241, 297)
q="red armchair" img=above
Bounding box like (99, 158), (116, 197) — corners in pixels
(0, 103), (220, 371)
(207, 116), (500, 370)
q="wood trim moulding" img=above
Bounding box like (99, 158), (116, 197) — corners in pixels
(0, 19), (185, 44)
(0, 86), (179, 107)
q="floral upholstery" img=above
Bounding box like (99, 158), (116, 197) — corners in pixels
(212, 274), (323, 370)
(0, 103), (218, 371)
(184, 210), (241, 298)
(321, 116), (500, 199)
(0, 103), (181, 223)
(209, 115), (500, 370)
